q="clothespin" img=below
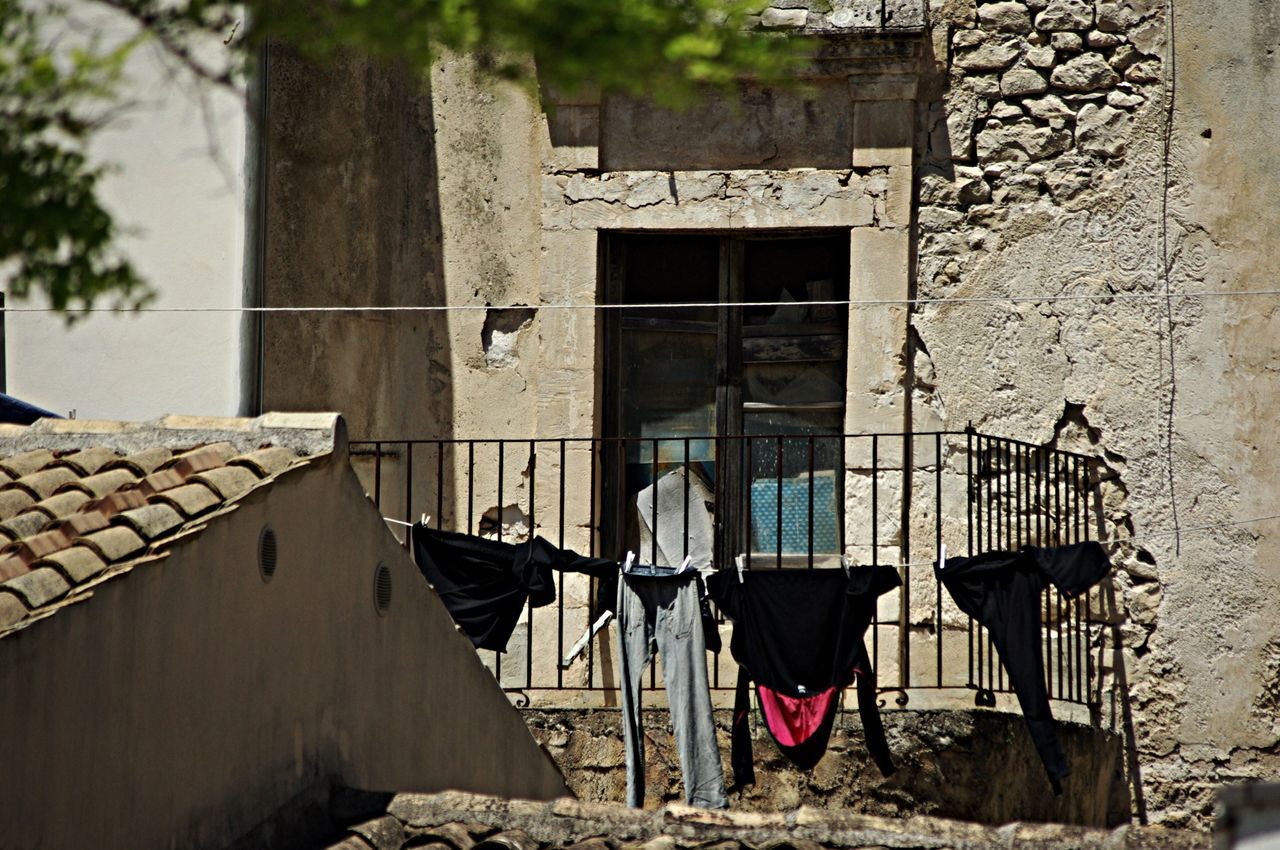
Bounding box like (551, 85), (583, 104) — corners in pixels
(623, 550), (635, 574)
(735, 553), (745, 584)
(421, 513), (431, 527)
(677, 554), (693, 574)
(938, 543), (947, 571)
(841, 553), (851, 579)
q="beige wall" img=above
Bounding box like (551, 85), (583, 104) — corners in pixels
(912, 0), (1280, 828)
(0, 435), (566, 850)
(7, 1), (246, 420)
(261, 2), (1280, 828)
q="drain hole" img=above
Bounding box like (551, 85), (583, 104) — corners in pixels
(259, 526), (278, 583)
(373, 562), (392, 616)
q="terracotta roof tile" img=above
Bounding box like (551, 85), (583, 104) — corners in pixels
(0, 555), (27, 583)
(31, 490), (91, 521)
(137, 468), (188, 496)
(0, 511), (51, 541)
(5, 466), (79, 500)
(53, 447), (119, 476)
(152, 483), (221, 519)
(79, 527), (146, 563)
(0, 528), (73, 568)
(58, 468), (139, 499)
(102, 447), (172, 476)
(83, 489), (148, 520)
(0, 449), (54, 478)
(112, 504), (184, 542)
(159, 443), (237, 477)
(190, 466), (261, 501)
(0, 490), (36, 521)
(1, 567), (70, 608)
(230, 446), (299, 477)
(0, 412), (339, 635)
(45, 511), (110, 538)
(33, 546), (108, 584)
(0, 593), (27, 630)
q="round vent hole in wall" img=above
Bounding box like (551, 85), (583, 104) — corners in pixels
(259, 525), (278, 583)
(373, 562), (392, 616)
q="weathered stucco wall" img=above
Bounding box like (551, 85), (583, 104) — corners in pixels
(262, 48), (450, 444)
(262, 0), (1280, 830)
(0, 427), (566, 850)
(913, 0), (1280, 829)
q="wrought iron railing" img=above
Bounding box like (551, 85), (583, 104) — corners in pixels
(350, 428), (1104, 710)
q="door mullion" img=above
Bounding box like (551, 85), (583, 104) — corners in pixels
(716, 237), (744, 566)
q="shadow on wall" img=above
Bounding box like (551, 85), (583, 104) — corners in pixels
(260, 45), (455, 519)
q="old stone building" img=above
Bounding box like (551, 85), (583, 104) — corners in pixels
(255, 0), (1280, 833)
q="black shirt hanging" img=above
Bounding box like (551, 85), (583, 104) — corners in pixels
(936, 540), (1111, 794)
(707, 567), (900, 784)
(411, 524), (616, 652)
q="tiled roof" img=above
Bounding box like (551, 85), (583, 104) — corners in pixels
(0, 413), (341, 635)
(320, 790), (1208, 850)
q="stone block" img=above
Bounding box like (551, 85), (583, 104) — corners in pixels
(1095, 2), (1135, 32)
(954, 38), (1023, 72)
(883, 166), (913, 227)
(932, 0), (977, 27)
(852, 100), (914, 167)
(975, 119), (1072, 162)
(1001, 68), (1049, 96)
(1124, 60), (1161, 83)
(1024, 94), (1074, 121)
(1128, 15), (1166, 58)
(884, 0), (926, 27)
(1026, 45), (1056, 67)
(978, 2), (1033, 33)
(1086, 30), (1122, 48)
(828, 0), (882, 28)
(1034, 0), (1092, 30)
(1076, 103), (1131, 157)
(1050, 31), (1084, 50)
(760, 7), (808, 28)
(1051, 52), (1120, 91)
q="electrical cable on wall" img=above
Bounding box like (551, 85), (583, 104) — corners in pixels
(6, 287), (1280, 314)
(1160, 0), (1182, 555)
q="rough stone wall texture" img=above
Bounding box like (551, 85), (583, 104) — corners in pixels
(318, 789), (1209, 850)
(264, 0), (1280, 832)
(524, 707), (1124, 826)
(916, 0), (1280, 829)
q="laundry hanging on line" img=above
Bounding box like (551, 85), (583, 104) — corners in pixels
(936, 540), (1112, 795)
(708, 566), (901, 785)
(616, 564), (727, 810)
(410, 523), (616, 652)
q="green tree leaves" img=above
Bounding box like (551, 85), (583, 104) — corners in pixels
(1, 0), (151, 316)
(4, 0), (800, 316)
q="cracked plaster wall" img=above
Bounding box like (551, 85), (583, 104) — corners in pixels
(915, 0), (1280, 828)
(400, 0), (1278, 827)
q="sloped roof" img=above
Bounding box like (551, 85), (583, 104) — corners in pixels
(0, 413), (341, 635)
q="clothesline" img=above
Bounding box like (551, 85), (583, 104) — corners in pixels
(384, 512), (1280, 568)
(11, 287), (1280, 314)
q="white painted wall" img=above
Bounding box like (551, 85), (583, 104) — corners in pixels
(5, 2), (247, 420)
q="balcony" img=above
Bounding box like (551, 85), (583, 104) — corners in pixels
(351, 428), (1105, 717)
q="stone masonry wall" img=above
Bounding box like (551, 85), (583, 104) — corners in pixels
(915, 0), (1280, 829)
(523, 707), (1125, 827)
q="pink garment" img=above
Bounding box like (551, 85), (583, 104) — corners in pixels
(756, 684), (840, 747)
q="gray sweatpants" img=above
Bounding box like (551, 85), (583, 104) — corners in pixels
(616, 572), (727, 809)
